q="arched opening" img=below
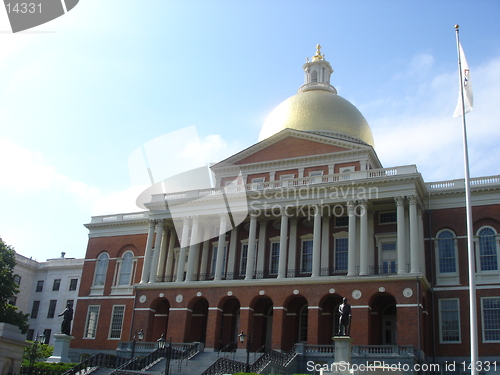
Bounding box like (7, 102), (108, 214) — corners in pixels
(151, 299), (170, 340)
(370, 294), (397, 345)
(250, 296), (273, 352)
(319, 294), (343, 344)
(282, 295), (308, 351)
(219, 297), (240, 350)
(186, 298), (209, 343)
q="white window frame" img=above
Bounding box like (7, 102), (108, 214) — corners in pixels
(376, 234), (397, 274)
(239, 240), (257, 277)
(269, 240), (280, 275)
(475, 226), (499, 274)
(84, 305), (100, 339)
(481, 297), (500, 343)
(332, 231), (348, 272)
(300, 239), (313, 274)
(108, 305), (126, 340)
(438, 298), (461, 343)
(339, 167), (354, 173)
(91, 252), (109, 295)
(251, 177), (265, 191)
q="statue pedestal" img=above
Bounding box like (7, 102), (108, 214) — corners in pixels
(323, 336), (354, 375)
(332, 336), (353, 363)
(46, 334), (74, 363)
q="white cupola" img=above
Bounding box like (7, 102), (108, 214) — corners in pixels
(299, 44), (337, 94)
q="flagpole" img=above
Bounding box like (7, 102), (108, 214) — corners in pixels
(455, 24), (478, 374)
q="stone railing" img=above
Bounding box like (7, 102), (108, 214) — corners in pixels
(427, 175), (500, 191)
(90, 212), (148, 224)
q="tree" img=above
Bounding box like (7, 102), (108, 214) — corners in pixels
(0, 239), (29, 333)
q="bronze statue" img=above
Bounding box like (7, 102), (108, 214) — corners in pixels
(59, 303), (74, 336)
(337, 297), (352, 336)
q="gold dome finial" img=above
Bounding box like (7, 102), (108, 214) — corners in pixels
(312, 44), (323, 61)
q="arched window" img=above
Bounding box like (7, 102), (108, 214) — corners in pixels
(93, 253), (109, 286)
(118, 251), (134, 285)
(437, 230), (457, 273)
(478, 227), (498, 271)
(311, 70), (318, 82)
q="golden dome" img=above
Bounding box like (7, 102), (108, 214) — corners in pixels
(258, 89), (374, 146)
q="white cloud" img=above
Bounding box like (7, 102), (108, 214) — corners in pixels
(369, 55), (500, 182)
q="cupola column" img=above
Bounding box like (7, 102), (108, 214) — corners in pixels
(409, 196), (420, 273)
(277, 210), (289, 279)
(312, 206), (322, 277)
(347, 201), (357, 276)
(395, 196), (407, 274)
(176, 217), (190, 282)
(185, 216), (199, 281)
(245, 213), (258, 280)
(140, 220), (156, 283)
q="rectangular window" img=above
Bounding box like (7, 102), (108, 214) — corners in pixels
(43, 329), (51, 344)
(26, 329), (34, 341)
(335, 216), (348, 227)
(8, 296), (17, 306)
(211, 246), (227, 277)
(85, 305), (100, 339)
(439, 299), (460, 343)
(36, 280), (44, 292)
(482, 297), (500, 342)
(52, 279), (61, 291)
(379, 211), (397, 224)
(240, 244), (248, 276)
(270, 242), (280, 275)
(334, 238), (348, 272)
(31, 301), (40, 319)
(300, 240), (313, 273)
(47, 300), (57, 318)
(109, 305), (126, 339)
(14, 275), (21, 285)
(69, 279), (78, 291)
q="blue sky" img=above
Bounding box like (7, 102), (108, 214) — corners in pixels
(1, 0), (499, 261)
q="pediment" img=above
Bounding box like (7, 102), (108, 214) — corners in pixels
(215, 129), (370, 167)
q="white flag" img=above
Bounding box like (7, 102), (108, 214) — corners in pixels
(453, 42), (473, 117)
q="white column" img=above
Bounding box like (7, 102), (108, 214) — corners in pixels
(227, 228), (238, 279)
(395, 196), (407, 274)
(185, 216), (199, 281)
(176, 217), (190, 282)
(288, 218), (298, 277)
(149, 219), (164, 283)
(256, 220), (267, 277)
(359, 200), (369, 276)
(214, 214), (228, 281)
(409, 196), (420, 273)
(277, 210), (289, 279)
(312, 206), (321, 277)
(368, 211), (375, 273)
(245, 213), (258, 280)
(164, 230), (176, 281)
(321, 216), (330, 274)
(418, 207), (426, 276)
(347, 201), (357, 276)
(140, 220), (156, 283)
(157, 227), (169, 280)
(199, 239), (210, 280)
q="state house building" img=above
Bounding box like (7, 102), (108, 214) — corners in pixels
(70, 46), (500, 368)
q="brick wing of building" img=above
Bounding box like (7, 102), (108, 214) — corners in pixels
(70, 46), (500, 368)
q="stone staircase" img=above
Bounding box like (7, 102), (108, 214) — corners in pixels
(148, 351), (262, 375)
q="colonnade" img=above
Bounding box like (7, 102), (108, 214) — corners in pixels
(139, 195), (425, 284)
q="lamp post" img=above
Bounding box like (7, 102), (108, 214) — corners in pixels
(238, 331), (250, 373)
(130, 329), (144, 360)
(28, 332), (46, 375)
